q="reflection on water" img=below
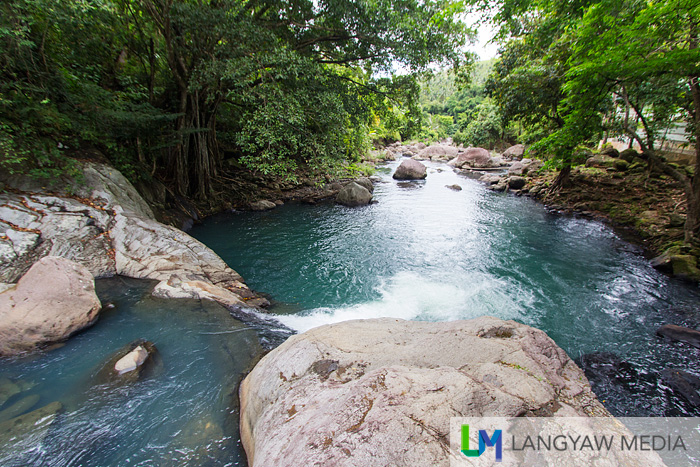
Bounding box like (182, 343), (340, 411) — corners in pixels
(193, 159), (700, 417)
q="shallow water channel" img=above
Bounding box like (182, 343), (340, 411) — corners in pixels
(1, 159), (699, 466)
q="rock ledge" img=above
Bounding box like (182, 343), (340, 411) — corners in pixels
(240, 316), (608, 467)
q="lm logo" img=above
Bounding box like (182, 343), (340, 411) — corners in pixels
(461, 425), (502, 462)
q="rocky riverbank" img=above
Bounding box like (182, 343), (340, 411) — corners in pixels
(382, 140), (696, 281)
(0, 161), (277, 355)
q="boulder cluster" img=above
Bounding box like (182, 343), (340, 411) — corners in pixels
(0, 161), (267, 355)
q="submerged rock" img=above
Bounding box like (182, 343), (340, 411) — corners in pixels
(445, 184), (462, 191)
(240, 317), (608, 467)
(0, 378), (21, 408)
(0, 401), (62, 452)
(336, 182), (373, 207)
(656, 324), (700, 349)
(392, 159), (427, 180)
(660, 369), (700, 407)
(0, 394), (40, 423)
(0, 256), (101, 356)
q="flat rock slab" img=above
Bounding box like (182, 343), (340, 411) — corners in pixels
(240, 317), (608, 467)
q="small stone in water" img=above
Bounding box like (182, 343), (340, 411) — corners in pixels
(115, 346), (149, 375)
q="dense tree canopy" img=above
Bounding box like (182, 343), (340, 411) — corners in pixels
(469, 0), (700, 241)
(0, 0), (469, 197)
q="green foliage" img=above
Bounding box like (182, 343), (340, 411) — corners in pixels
(453, 99), (503, 148)
(419, 61), (506, 145)
(0, 0), (468, 195)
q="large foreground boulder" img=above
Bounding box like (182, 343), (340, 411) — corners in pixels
(336, 182), (373, 207)
(392, 159), (427, 180)
(0, 256), (101, 356)
(240, 317), (608, 467)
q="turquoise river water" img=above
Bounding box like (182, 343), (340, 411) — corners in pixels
(1, 159), (699, 466)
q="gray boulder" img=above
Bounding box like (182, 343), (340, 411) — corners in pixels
(0, 256), (101, 356)
(250, 200), (277, 211)
(508, 176), (527, 190)
(479, 174), (502, 185)
(418, 145), (459, 161)
(336, 182), (373, 207)
(354, 177), (374, 194)
(240, 317), (609, 467)
(503, 144), (525, 159)
(392, 159), (427, 180)
(448, 147), (490, 168)
(0, 161), (260, 314)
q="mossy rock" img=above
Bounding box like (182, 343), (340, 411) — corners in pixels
(670, 255), (700, 282)
(585, 155), (618, 169)
(613, 159), (629, 171)
(600, 147), (620, 158)
(619, 148), (639, 163)
(667, 213), (685, 228)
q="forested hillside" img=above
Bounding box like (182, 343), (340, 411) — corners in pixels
(418, 60), (503, 147)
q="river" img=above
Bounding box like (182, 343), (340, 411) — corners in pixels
(1, 159), (699, 466)
(192, 159), (700, 418)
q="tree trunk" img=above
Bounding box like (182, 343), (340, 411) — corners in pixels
(165, 89), (219, 199)
(685, 76), (700, 243)
(550, 164), (571, 191)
